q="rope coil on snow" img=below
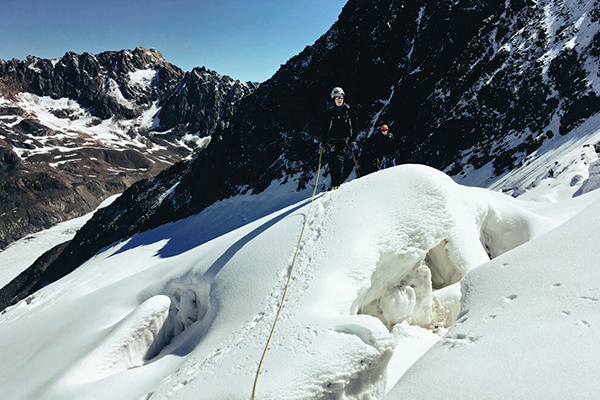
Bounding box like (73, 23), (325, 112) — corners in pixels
(251, 147), (323, 399)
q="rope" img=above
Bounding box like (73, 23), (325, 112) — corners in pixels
(251, 147), (323, 400)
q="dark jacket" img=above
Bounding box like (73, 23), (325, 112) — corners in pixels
(322, 104), (358, 145)
(372, 131), (396, 158)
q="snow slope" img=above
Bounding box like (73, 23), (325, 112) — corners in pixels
(386, 191), (600, 400)
(1, 164), (595, 400)
(0, 195), (119, 288)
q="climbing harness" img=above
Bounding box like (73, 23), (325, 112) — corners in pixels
(251, 147), (324, 400)
(377, 155), (396, 170)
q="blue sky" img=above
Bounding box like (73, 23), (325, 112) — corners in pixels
(0, 0), (346, 82)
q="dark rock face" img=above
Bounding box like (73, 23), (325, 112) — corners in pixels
(158, 67), (259, 136)
(0, 47), (257, 249)
(0, 241), (70, 311)
(3, 0), (600, 309)
(414, 0), (600, 182)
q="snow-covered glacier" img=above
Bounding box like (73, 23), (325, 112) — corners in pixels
(0, 165), (597, 400)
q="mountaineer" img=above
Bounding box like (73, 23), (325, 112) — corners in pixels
(321, 87), (358, 190)
(373, 124), (396, 170)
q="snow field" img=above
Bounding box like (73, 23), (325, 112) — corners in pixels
(0, 164), (574, 400)
(452, 111), (600, 201)
(496, 113), (600, 201)
(0, 194), (120, 288)
(128, 69), (157, 89)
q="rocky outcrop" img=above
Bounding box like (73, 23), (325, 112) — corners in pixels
(158, 67), (259, 136)
(0, 241), (70, 310)
(0, 141), (154, 249)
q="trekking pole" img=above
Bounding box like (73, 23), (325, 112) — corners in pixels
(351, 149), (361, 178)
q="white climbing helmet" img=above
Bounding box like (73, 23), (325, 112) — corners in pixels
(330, 87), (345, 99)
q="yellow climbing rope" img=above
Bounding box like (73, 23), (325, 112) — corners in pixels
(251, 147), (323, 400)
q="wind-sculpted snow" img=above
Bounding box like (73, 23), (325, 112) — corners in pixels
(386, 192), (600, 400)
(0, 166), (562, 399)
(66, 295), (174, 383)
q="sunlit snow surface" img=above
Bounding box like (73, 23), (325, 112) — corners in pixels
(2, 165), (598, 400)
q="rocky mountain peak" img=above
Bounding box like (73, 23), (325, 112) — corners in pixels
(0, 47), (257, 250)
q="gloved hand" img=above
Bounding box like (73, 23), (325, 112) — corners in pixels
(349, 141), (358, 150)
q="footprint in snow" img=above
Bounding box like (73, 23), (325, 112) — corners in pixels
(441, 332), (480, 349)
(484, 314), (497, 322)
(503, 294), (517, 302)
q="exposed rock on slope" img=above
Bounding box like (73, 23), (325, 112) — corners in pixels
(158, 67), (258, 136)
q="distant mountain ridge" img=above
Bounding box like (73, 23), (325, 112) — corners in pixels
(0, 47), (181, 120)
(0, 47), (258, 248)
(2, 0), (600, 310)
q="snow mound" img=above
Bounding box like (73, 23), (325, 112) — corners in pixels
(67, 295), (173, 382)
(0, 165), (567, 400)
